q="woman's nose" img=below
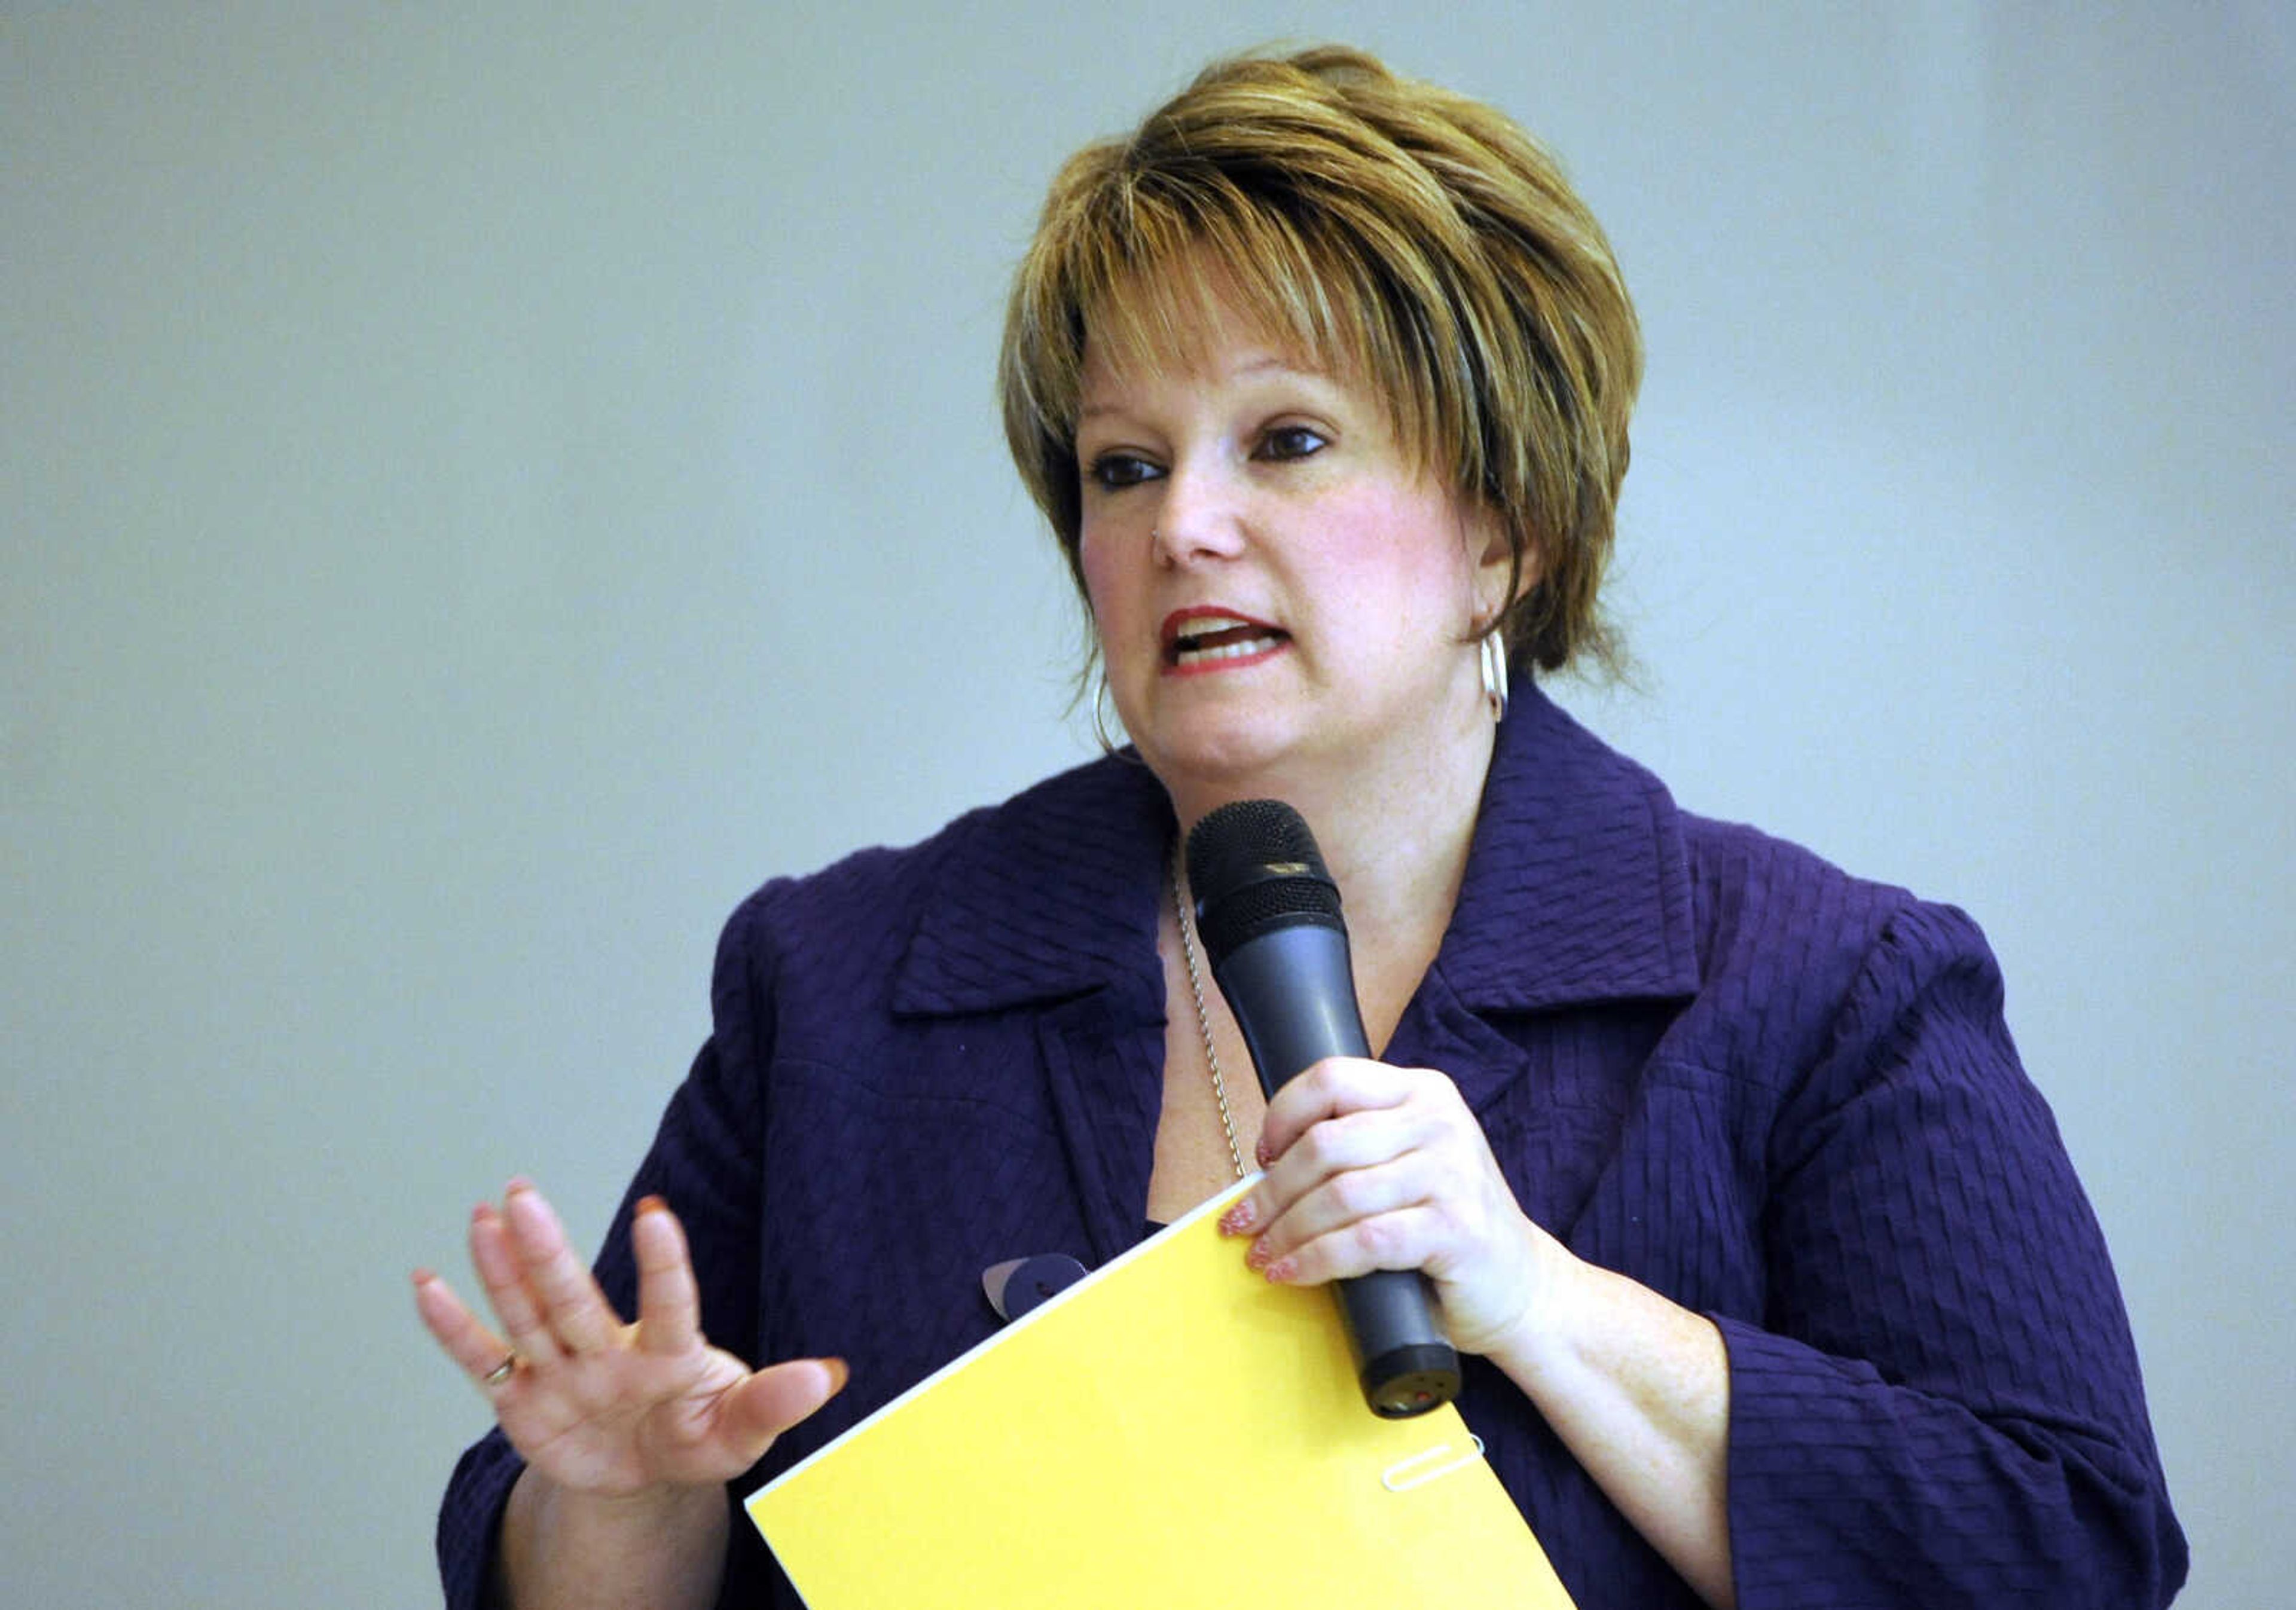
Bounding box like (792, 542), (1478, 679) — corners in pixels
(1149, 458), (1250, 567)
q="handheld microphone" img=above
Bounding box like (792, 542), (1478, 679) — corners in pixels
(1185, 799), (1462, 1419)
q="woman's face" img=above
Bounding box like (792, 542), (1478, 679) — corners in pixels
(1074, 294), (1508, 801)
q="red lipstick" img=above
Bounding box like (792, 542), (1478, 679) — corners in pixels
(1159, 607), (1290, 676)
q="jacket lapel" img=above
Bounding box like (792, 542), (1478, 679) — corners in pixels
(1403, 683), (1702, 1114)
(889, 753), (1174, 1263)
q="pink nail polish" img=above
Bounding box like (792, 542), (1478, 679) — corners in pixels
(1219, 1201), (1256, 1236)
(1263, 1257), (1296, 1284)
(1245, 1240), (1271, 1271)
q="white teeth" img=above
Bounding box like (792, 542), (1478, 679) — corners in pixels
(1174, 634), (1283, 665)
(1183, 615), (1255, 634)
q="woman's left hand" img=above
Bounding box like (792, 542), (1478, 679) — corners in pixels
(1220, 1055), (1567, 1357)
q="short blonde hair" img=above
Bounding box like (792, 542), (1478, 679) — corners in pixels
(999, 44), (1642, 676)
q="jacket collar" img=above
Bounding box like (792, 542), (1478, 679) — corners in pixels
(889, 681), (1700, 1018)
(1436, 682), (1702, 1010)
(890, 751), (1172, 1018)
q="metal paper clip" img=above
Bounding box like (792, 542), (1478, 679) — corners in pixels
(1381, 1435), (1487, 1493)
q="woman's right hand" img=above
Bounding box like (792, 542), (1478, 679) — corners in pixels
(413, 1180), (845, 1498)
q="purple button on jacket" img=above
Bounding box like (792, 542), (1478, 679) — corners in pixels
(438, 683), (2186, 1608)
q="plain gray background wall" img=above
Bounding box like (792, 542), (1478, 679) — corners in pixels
(4, 4), (2287, 1603)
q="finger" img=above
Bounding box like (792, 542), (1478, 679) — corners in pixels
(411, 1268), (516, 1386)
(1262, 1203), (1446, 1287)
(1256, 1056), (1411, 1165)
(716, 1358), (851, 1462)
(502, 1181), (623, 1355)
(1250, 1151), (1435, 1269)
(630, 1196), (703, 1357)
(469, 1200), (565, 1366)
(1265, 1099), (1428, 1216)
(1225, 1097), (1418, 1241)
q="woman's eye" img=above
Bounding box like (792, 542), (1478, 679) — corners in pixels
(1087, 452), (1160, 490)
(1257, 425), (1327, 462)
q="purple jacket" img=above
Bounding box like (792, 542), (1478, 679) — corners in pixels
(439, 685), (2185, 1608)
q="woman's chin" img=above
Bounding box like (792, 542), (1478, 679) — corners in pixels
(1135, 718), (1325, 798)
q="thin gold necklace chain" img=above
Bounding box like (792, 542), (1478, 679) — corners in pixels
(1171, 847), (1249, 1182)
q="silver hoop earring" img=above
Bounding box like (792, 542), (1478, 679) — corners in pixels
(1091, 667), (1123, 752)
(1479, 630), (1510, 723)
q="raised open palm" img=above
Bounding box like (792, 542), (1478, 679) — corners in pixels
(414, 1181), (842, 1496)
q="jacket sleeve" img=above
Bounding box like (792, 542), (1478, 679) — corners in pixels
(435, 897), (781, 1609)
(1720, 899), (2187, 1609)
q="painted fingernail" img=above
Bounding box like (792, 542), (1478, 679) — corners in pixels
(1254, 1138), (1274, 1169)
(506, 1176), (535, 1195)
(1263, 1257), (1297, 1284)
(1219, 1200), (1256, 1236)
(1244, 1239), (1272, 1271)
(635, 1194), (667, 1217)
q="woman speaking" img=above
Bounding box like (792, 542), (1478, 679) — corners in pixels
(417, 44), (2185, 1609)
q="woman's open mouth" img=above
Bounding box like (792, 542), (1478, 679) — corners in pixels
(1164, 612), (1289, 672)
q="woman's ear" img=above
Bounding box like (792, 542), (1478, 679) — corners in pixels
(1468, 507), (1528, 628)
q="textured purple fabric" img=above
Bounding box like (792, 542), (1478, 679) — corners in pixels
(436, 684), (2185, 1608)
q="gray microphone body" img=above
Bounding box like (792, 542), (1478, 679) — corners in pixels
(1186, 801), (1464, 1419)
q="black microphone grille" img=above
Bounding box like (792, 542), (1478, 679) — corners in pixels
(1184, 800), (1344, 963)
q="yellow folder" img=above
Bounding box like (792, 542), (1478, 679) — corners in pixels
(746, 1179), (1574, 1608)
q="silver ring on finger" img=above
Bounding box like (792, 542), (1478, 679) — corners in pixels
(482, 1351), (519, 1388)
